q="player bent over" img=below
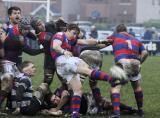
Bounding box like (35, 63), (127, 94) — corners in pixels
(104, 24), (148, 118)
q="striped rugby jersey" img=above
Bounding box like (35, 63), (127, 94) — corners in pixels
(11, 73), (33, 109)
(50, 32), (77, 60)
(108, 32), (145, 62)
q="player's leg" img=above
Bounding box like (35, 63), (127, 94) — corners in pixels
(80, 50), (104, 111)
(77, 60), (112, 82)
(89, 80), (104, 112)
(0, 62), (15, 108)
(43, 55), (55, 85)
(43, 69), (54, 85)
(68, 75), (82, 118)
(77, 60), (127, 87)
(131, 79), (144, 117)
(109, 85), (121, 118)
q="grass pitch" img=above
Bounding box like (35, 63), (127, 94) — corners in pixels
(13, 54), (160, 118)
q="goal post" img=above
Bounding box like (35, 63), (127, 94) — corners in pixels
(2, 0), (52, 22)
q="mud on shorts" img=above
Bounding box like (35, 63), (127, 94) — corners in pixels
(55, 55), (82, 83)
(0, 60), (20, 80)
(117, 59), (141, 81)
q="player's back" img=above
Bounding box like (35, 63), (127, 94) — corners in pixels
(112, 32), (143, 62)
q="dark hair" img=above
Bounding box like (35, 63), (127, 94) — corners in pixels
(18, 61), (33, 72)
(30, 17), (44, 34)
(8, 6), (21, 16)
(67, 23), (80, 33)
(55, 19), (68, 32)
(116, 24), (127, 33)
(18, 17), (31, 32)
(30, 17), (39, 30)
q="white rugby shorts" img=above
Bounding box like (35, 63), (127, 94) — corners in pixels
(118, 59), (141, 81)
(0, 60), (20, 80)
(56, 55), (82, 83)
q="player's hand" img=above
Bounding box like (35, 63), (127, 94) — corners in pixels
(64, 50), (73, 58)
(12, 107), (20, 115)
(109, 77), (128, 87)
(50, 108), (58, 112)
(48, 109), (63, 116)
(97, 40), (112, 46)
(0, 29), (6, 43)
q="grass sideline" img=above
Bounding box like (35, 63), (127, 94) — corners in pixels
(16, 54), (160, 118)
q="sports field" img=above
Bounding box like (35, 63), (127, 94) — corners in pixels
(8, 53), (160, 118)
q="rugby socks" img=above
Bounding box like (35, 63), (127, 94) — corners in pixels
(0, 90), (8, 107)
(91, 70), (111, 82)
(120, 103), (133, 111)
(92, 87), (102, 104)
(63, 105), (71, 113)
(71, 95), (81, 118)
(111, 93), (120, 116)
(92, 87), (104, 112)
(134, 91), (143, 110)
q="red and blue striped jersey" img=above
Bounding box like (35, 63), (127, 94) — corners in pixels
(50, 32), (77, 60)
(108, 32), (145, 62)
(4, 25), (24, 63)
(6, 25), (21, 42)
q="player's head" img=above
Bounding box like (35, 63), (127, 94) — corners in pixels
(8, 6), (21, 24)
(116, 24), (127, 33)
(50, 94), (61, 106)
(30, 17), (46, 33)
(18, 17), (31, 35)
(55, 18), (68, 32)
(19, 60), (36, 77)
(66, 23), (80, 40)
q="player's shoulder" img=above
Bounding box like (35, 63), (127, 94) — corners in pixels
(56, 32), (64, 36)
(54, 32), (65, 39)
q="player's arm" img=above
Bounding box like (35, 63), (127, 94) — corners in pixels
(77, 38), (112, 46)
(0, 41), (4, 58)
(139, 43), (148, 64)
(95, 39), (113, 49)
(0, 28), (6, 58)
(0, 48), (4, 59)
(140, 50), (148, 64)
(52, 39), (72, 57)
(55, 90), (70, 110)
(77, 38), (98, 45)
(23, 45), (44, 55)
(25, 31), (37, 40)
(52, 39), (63, 53)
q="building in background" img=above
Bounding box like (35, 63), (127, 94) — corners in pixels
(136, 0), (160, 23)
(61, 0), (160, 24)
(0, 0), (160, 24)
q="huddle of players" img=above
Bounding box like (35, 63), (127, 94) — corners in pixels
(0, 6), (148, 118)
